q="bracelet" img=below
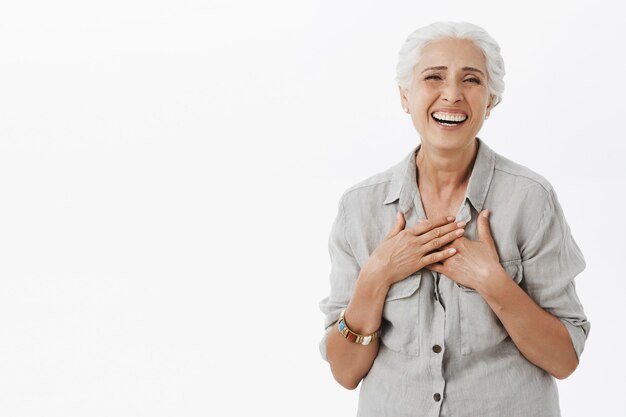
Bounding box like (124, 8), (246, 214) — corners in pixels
(337, 309), (381, 346)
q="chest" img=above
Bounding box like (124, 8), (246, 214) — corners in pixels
(418, 188), (467, 220)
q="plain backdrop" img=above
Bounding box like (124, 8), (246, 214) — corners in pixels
(0, 0), (624, 416)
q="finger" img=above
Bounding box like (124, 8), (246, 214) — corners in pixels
(426, 262), (444, 273)
(477, 209), (495, 245)
(417, 219), (466, 244)
(409, 215), (456, 236)
(384, 211), (406, 240)
(420, 247), (457, 268)
(419, 225), (465, 254)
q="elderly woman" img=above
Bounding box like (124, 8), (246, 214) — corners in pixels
(318, 21), (590, 417)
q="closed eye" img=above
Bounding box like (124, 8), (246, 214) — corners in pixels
(425, 75), (482, 84)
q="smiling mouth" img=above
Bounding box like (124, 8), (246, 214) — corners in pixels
(431, 112), (468, 126)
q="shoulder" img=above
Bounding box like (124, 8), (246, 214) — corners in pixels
(489, 150), (568, 245)
(338, 158), (400, 207)
(492, 151), (556, 202)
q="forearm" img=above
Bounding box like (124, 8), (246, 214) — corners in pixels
(326, 270), (389, 390)
(477, 268), (579, 379)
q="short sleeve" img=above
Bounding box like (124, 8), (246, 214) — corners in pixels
(520, 187), (591, 361)
(318, 196), (361, 362)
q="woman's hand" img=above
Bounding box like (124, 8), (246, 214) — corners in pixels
(426, 209), (503, 290)
(361, 212), (466, 287)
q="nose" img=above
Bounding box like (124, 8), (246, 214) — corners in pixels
(441, 79), (463, 103)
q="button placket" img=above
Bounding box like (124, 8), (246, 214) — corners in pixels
(429, 270), (446, 410)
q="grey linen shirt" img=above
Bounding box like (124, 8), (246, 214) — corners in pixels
(318, 137), (590, 417)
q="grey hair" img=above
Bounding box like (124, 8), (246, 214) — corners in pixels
(395, 21), (506, 109)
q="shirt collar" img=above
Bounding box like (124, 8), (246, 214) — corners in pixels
(383, 137), (496, 216)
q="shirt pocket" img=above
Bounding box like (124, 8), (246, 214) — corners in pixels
(380, 271), (422, 356)
(458, 259), (523, 355)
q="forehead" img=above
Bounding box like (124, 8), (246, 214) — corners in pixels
(416, 38), (486, 71)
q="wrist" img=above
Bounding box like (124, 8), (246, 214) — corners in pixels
(342, 270), (389, 335)
(475, 263), (510, 298)
(357, 269), (391, 297)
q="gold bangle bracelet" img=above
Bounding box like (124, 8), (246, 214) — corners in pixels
(337, 309), (381, 346)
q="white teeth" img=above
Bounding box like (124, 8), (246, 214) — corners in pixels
(432, 112), (468, 122)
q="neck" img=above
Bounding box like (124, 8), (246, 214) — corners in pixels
(415, 138), (478, 197)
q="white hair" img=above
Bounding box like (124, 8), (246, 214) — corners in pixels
(395, 21), (506, 109)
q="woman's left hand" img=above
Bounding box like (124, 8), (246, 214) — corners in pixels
(425, 209), (503, 291)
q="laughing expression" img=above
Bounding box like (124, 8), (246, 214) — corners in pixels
(400, 38), (495, 149)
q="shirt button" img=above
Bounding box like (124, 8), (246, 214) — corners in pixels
(433, 393), (442, 402)
(432, 345), (442, 353)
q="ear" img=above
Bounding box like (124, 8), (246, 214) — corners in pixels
(485, 94), (494, 118)
(398, 86), (410, 112)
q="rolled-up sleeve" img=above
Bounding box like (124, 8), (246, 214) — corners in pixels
(318, 196), (361, 362)
(520, 187), (591, 361)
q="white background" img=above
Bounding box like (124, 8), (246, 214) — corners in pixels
(0, 0), (624, 416)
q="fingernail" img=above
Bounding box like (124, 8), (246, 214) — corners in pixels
(457, 221), (466, 227)
(447, 216), (455, 221)
(483, 209), (490, 218)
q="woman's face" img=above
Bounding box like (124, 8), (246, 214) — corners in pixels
(400, 38), (494, 150)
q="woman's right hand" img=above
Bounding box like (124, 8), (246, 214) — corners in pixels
(361, 212), (466, 287)
(327, 212), (464, 389)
